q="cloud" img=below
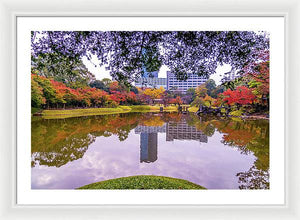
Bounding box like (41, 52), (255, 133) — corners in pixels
(32, 131), (255, 189)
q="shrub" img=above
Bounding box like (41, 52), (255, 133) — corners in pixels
(229, 110), (244, 117)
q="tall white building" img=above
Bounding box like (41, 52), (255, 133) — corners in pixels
(135, 77), (167, 89)
(166, 71), (208, 93)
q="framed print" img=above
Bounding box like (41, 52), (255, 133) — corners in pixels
(17, 16), (284, 205)
(0, 0), (299, 219)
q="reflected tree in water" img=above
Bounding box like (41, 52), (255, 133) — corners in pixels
(186, 114), (269, 189)
(236, 165), (269, 190)
(217, 119), (269, 189)
(32, 112), (270, 189)
(31, 113), (147, 167)
(32, 134), (95, 167)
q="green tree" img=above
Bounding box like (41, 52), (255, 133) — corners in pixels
(89, 80), (109, 92)
(211, 84), (225, 98)
(32, 74), (57, 108)
(31, 77), (46, 108)
(31, 53), (95, 88)
(205, 79), (216, 96)
(102, 78), (112, 87)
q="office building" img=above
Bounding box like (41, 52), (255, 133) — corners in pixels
(166, 71), (208, 93)
(135, 77), (167, 89)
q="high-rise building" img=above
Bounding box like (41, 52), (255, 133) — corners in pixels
(166, 71), (208, 93)
(135, 77), (167, 89)
(135, 68), (168, 89)
(140, 133), (158, 163)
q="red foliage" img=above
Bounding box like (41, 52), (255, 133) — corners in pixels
(33, 74), (140, 108)
(247, 61), (269, 99)
(109, 91), (127, 104)
(109, 81), (120, 91)
(169, 96), (183, 105)
(222, 86), (256, 106)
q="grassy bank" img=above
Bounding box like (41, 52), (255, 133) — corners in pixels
(188, 106), (198, 113)
(38, 105), (178, 119)
(77, 175), (206, 190)
(31, 107), (42, 115)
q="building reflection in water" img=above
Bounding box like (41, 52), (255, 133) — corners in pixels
(135, 124), (166, 163)
(166, 121), (208, 143)
(135, 120), (208, 163)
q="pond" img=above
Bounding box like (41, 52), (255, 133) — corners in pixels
(31, 112), (269, 190)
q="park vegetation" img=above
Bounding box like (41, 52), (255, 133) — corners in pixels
(31, 72), (185, 112)
(31, 31), (269, 117)
(187, 52), (269, 116)
(32, 55), (269, 117)
(78, 175), (206, 190)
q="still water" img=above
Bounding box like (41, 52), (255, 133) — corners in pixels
(31, 112), (269, 189)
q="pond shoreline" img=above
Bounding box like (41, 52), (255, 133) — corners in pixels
(33, 105), (269, 120)
(240, 115), (269, 120)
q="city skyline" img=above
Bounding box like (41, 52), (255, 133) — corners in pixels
(82, 55), (232, 86)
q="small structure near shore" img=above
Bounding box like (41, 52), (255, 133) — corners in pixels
(196, 105), (228, 116)
(177, 106), (189, 114)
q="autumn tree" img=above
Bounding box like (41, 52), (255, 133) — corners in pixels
(32, 74), (57, 108)
(32, 31), (269, 83)
(195, 84), (208, 98)
(170, 96), (183, 106)
(205, 79), (216, 97)
(222, 86), (256, 107)
(246, 61), (269, 108)
(31, 53), (95, 88)
(203, 95), (216, 107)
(31, 76), (46, 108)
(143, 86), (165, 101)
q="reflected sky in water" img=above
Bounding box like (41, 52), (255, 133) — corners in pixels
(31, 113), (269, 189)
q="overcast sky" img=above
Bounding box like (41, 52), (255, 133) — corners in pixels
(82, 56), (232, 86)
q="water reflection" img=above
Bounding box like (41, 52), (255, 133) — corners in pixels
(166, 121), (208, 143)
(31, 113), (269, 189)
(187, 115), (270, 189)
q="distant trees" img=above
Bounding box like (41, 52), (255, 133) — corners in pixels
(31, 74), (140, 109)
(31, 54), (95, 88)
(246, 61), (269, 108)
(169, 96), (183, 106)
(205, 79), (216, 97)
(142, 86), (165, 100)
(188, 53), (269, 114)
(31, 77), (46, 107)
(89, 80), (108, 92)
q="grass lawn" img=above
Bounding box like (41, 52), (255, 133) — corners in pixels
(39, 105), (178, 119)
(188, 106), (198, 113)
(77, 175), (206, 190)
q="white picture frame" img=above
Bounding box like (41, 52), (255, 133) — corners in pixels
(1, 0), (299, 219)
